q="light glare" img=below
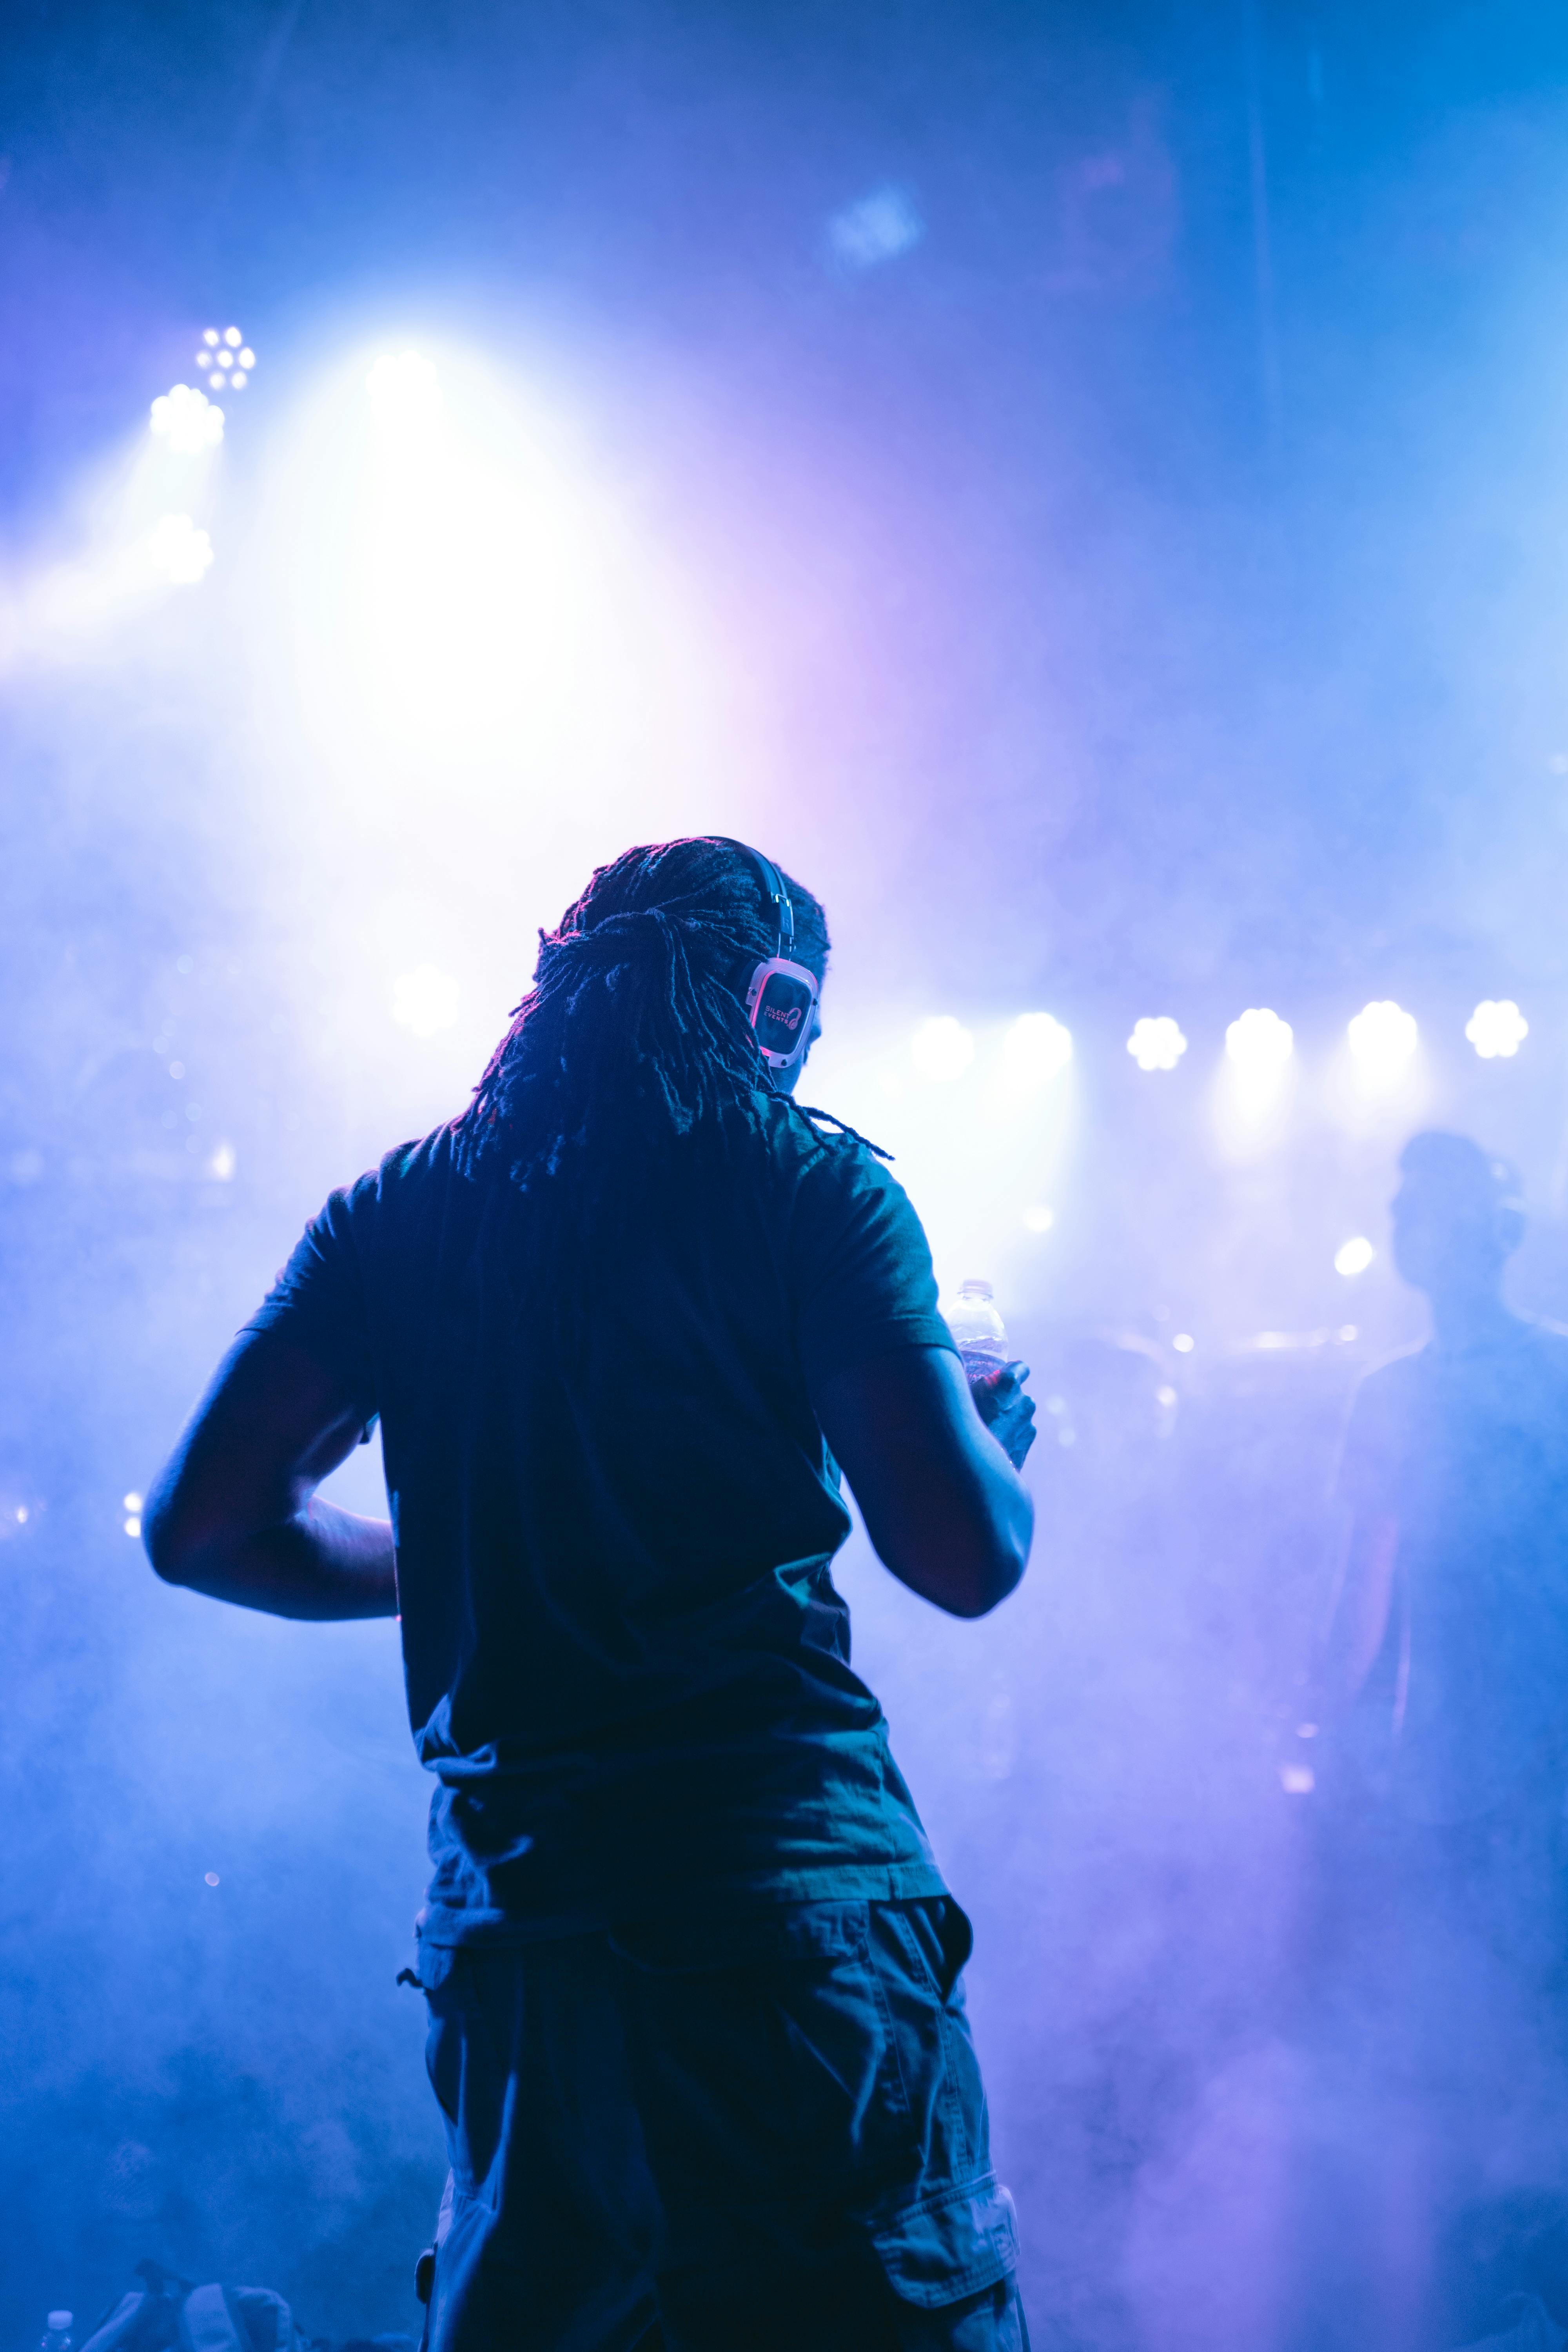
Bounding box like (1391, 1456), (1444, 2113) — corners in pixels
(1466, 999), (1528, 1060)
(366, 350), (443, 425)
(149, 383), (224, 452)
(911, 1016), (975, 1082)
(392, 963), (461, 1039)
(1225, 1007), (1294, 1069)
(1022, 1203), (1056, 1234)
(1334, 1236), (1375, 1277)
(1127, 1015), (1187, 1073)
(1002, 1011), (1073, 1087)
(828, 185), (925, 269)
(146, 514), (214, 586)
(1347, 999), (1418, 1076)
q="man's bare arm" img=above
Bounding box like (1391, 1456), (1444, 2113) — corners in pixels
(143, 1328), (397, 1620)
(1320, 1506), (1401, 1706)
(813, 1345), (1034, 1619)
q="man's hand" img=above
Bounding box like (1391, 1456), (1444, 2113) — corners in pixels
(968, 1360), (1036, 1470)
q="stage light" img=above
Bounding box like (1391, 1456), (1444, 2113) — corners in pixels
(1465, 999), (1527, 1059)
(193, 326), (254, 392)
(1127, 1015), (1187, 1072)
(207, 1142), (236, 1181)
(123, 1492), (143, 1513)
(1002, 1011), (1073, 1087)
(1334, 1236), (1375, 1277)
(1347, 999), (1417, 1078)
(392, 963), (460, 1038)
(1225, 1007), (1294, 1070)
(149, 384), (224, 453)
(828, 184), (924, 269)
(1022, 1203), (1056, 1233)
(366, 349), (443, 427)
(911, 1015), (975, 1082)
(145, 515), (214, 586)
(1172, 1332), (1195, 1353)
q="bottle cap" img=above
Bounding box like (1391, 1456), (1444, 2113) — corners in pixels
(958, 1277), (993, 1298)
(49, 2318), (73, 2333)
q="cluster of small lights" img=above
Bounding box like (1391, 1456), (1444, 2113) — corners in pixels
(1466, 999), (1528, 1060)
(1225, 1007), (1296, 1071)
(1127, 1015), (1188, 1073)
(1001, 1011), (1073, 1086)
(1347, 999), (1419, 1077)
(195, 326), (256, 392)
(123, 1490), (143, 1538)
(149, 383), (224, 453)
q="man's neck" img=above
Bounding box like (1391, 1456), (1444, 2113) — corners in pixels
(1426, 1285), (1520, 1353)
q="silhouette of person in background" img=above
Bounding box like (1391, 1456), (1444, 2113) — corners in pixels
(1325, 1129), (1568, 1924)
(1301, 1133), (1568, 2350)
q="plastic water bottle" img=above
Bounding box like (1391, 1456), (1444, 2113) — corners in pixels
(947, 1278), (1009, 1380)
(42, 2317), (73, 2352)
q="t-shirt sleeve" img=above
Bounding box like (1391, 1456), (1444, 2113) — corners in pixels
(243, 1179), (377, 1408)
(790, 1141), (956, 1392)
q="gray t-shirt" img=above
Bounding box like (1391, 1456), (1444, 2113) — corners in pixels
(1336, 1318), (1568, 1823)
(248, 1102), (956, 1936)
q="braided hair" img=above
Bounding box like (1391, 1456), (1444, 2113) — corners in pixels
(452, 837), (831, 1334)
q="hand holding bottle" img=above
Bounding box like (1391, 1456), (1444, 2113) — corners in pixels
(946, 1279), (1036, 1470)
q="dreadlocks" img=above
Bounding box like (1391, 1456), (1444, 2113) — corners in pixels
(452, 837), (831, 1335)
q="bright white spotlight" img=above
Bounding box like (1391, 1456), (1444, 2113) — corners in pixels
(1334, 1236), (1375, 1277)
(203, 328), (220, 347)
(1466, 999), (1528, 1060)
(1347, 999), (1418, 1078)
(1225, 1007), (1294, 1071)
(392, 963), (460, 1039)
(149, 383), (224, 452)
(1022, 1202), (1056, 1234)
(1002, 1011), (1073, 1087)
(145, 514), (214, 585)
(238, 347), (256, 370)
(366, 350), (443, 426)
(827, 184), (925, 269)
(911, 1015), (975, 1082)
(1127, 1015), (1187, 1073)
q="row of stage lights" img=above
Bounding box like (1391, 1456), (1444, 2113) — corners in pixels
(149, 326), (259, 455)
(907, 998), (1530, 1085)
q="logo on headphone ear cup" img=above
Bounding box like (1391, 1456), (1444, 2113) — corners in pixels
(745, 958), (819, 1069)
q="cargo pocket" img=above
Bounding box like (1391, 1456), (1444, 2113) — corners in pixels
(870, 2174), (1019, 2310)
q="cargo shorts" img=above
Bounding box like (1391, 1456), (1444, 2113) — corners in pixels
(416, 1895), (1027, 2352)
